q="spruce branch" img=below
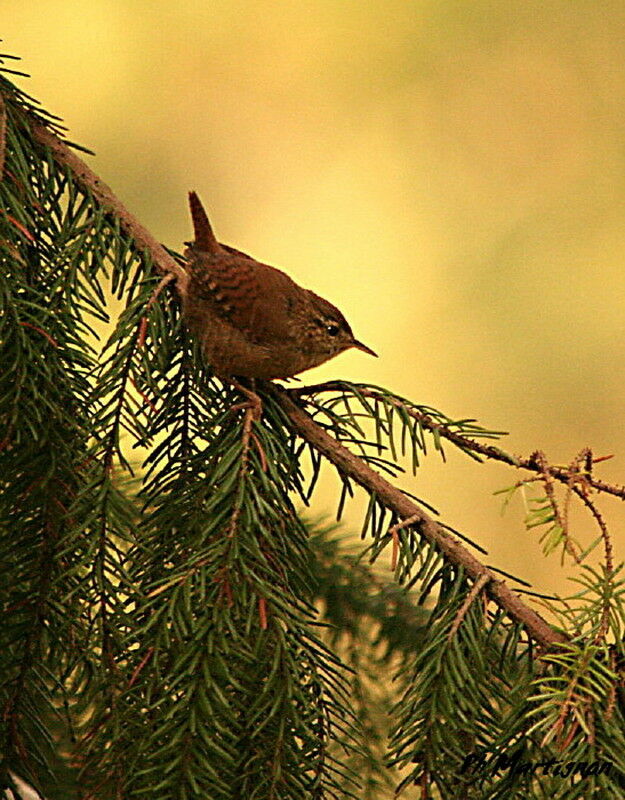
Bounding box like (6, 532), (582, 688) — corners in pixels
(5, 59), (625, 797)
(292, 381), (625, 501)
(9, 99), (572, 650)
(269, 385), (568, 649)
(20, 107), (189, 298)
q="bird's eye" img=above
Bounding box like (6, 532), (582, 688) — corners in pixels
(326, 323), (340, 336)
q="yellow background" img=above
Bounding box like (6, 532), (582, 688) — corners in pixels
(5, 1), (625, 600)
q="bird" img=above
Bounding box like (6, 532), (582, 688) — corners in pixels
(182, 191), (377, 387)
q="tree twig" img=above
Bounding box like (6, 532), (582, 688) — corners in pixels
(0, 90), (6, 179)
(447, 572), (491, 642)
(387, 514), (420, 571)
(532, 449), (581, 563)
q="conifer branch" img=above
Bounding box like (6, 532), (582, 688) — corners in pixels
(22, 109), (189, 297)
(270, 385), (568, 649)
(16, 108), (570, 650)
(292, 382), (625, 500)
(4, 58), (625, 798)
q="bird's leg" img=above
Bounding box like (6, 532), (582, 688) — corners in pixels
(228, 377), (262, 421)
(226, 378), (268, 472)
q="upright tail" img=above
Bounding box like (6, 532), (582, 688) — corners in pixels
(188, 191), (222, 254)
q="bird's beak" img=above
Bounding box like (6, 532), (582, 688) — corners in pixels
(352, 340), (378, 357)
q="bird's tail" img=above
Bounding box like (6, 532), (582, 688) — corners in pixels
(188, 191), (221, 254)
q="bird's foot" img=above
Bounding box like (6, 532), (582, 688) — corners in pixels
(228, 378), (262, 421)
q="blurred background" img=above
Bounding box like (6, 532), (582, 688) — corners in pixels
(4, 0), (625, 599)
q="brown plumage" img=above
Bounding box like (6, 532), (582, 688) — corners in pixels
(182, 192), (376, 380)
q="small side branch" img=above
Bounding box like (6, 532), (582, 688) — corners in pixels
(227, 404), (254, 538)
(137, 273), (176, 349)
(447, 573), (490, 642)
(0, 90), (6, 178)
(573, 485), (615, 642)
(387, 515), (420, 571)
(532, 450), (581, 563)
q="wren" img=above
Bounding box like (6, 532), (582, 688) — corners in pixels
(182, 192), (377, 381)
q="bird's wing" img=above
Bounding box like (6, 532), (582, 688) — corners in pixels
(187, 248), (297, 344)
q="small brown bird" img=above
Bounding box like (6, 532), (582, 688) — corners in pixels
(183, 192), (377, 381)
